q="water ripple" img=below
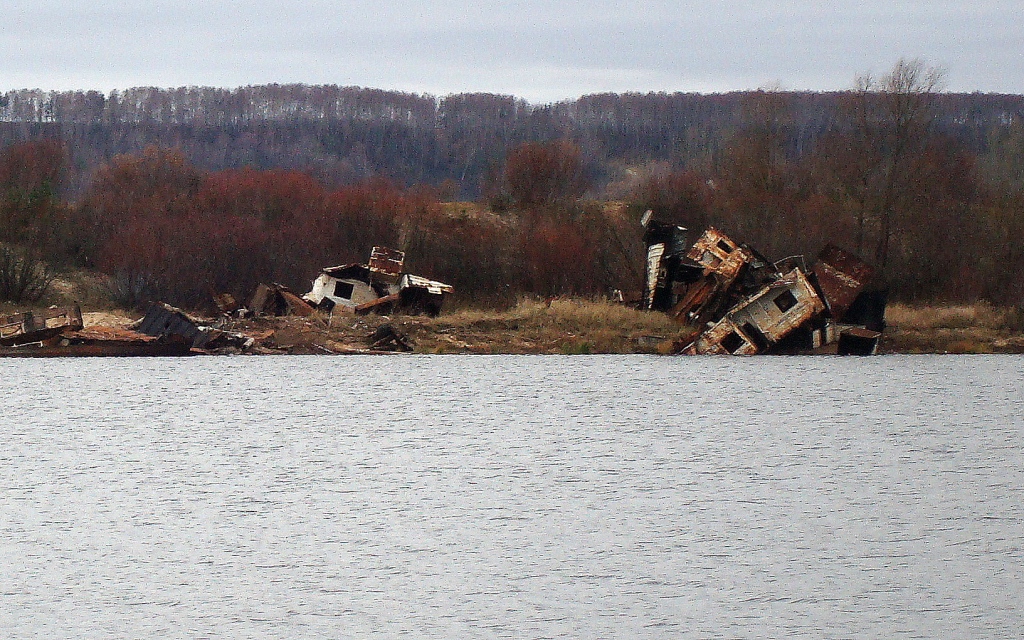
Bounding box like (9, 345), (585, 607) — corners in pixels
(0, 354), (1021, 638)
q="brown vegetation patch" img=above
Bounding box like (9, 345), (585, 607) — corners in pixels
(883, 303), (1024, 353)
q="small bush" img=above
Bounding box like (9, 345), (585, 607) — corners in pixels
(560, 340), (593, 355)
(0, 246), (54, 303)
(100, 271), (162, 311)
(999, 306), (1024, 332)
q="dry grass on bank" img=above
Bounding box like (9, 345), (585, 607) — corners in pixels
(398, 297), (693, 354)
(7, 278), (1024, 354)
(886, 303), (1024, 331)
(883, 302), (1024, 354)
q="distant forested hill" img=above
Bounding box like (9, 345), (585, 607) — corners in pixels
(2, 85), (1022, 196)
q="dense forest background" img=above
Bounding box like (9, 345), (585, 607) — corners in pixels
(2, 60), (1023, 310)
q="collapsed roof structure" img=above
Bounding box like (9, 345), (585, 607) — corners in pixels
(641, 212), (887, 355)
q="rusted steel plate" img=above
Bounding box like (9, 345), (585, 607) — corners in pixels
(354, 293), (400, 315)
(280, 290), (314, 316)
(0, 305), (83, 346)
(837, 326), (882, 355)
(368, 246), (405, 281)
(726, 268), (826, 344)
(681, 318), (760, 355)
(812, 244), (875, 319)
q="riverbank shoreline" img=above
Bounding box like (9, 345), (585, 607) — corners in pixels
(6, 299), (1015, 356)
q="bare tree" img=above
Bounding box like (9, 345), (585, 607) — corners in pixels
(842, 58), (946, 269)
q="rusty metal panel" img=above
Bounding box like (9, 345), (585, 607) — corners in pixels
(812, 244), (875, 319)
(681, 318), (760, 355)
(213, 292), (240, 314)
(279, 290), (314, 316)
(369, 246), (405, 283)
(0, 305), (84, 346)
(726, 268), (826, 344)
(837, 326), (882, 355)
(355, 293), (400, 315)
(249, 283), (272, 314)
(668, 275), (721, 324)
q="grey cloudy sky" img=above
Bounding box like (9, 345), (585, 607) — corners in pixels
(2, 0), (1022, 102)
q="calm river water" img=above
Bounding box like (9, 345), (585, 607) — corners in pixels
(1, 355), (1021, 639)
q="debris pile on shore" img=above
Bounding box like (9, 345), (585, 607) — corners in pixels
(640, 212), (887, 355)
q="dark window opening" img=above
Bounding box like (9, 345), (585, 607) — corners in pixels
(717, 240), (733, 254)
(333, 281), (355, 299)
(774, 289), (798, 313)
(721, 331), (746, 354)
(741, 322), (770, 351)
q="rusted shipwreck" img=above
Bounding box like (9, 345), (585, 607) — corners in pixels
(641, 213), (886, 355)
(0, 304), (194, 357)
(302, 246), (453, 317)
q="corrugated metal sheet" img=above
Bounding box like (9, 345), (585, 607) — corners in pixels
(401, 274), (454, 295)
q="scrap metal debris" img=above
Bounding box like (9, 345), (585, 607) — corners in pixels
(302, 246), (453, 317)
(0, 304), (196, 357)
(0, 305), (83, 346)
(249, 283), (315, 317)
(137, 302), (254, 353)
(641, 212), (887, 355)
(367, 323), (413, 352)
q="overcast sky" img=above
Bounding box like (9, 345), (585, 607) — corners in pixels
(2, 1), (1021, 103)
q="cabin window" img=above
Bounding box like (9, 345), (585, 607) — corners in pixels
(717, 240), (733, 254)
(774, 290), (798, 313)
(333, 281), (355, 300)
(741, 322), (770, 351)
(721, 331), (746, 354)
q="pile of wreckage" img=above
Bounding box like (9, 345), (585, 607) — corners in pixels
(221, 246), (454, 320)
(641, 211), (887, 355)
(0, 246), (452, 357)
(139, 246), (452, 355)
(0, 305), (195, 357)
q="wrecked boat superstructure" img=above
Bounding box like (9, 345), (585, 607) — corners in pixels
(0, 304), (196, 357)
(305, 263), (384, 310)
(302, 246), (453, 317)
(681, 268), (827, 355)
(1, 306), (83, 347)
(641, 210), (690, 312)
(640, 213), (887, 355)
(669, 228), (763, 326)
